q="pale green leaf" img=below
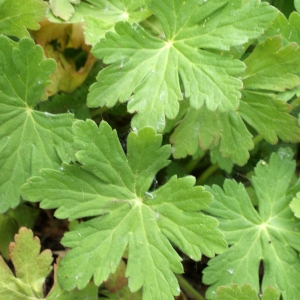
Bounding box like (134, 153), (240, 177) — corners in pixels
(263, 11), (300, 45)
(215, 284), (280, 300)
(0, 204), (39, 260)
(239, 91), (300, 144)
(290, 192), (300, 218)
(46, 258), (98, 300)
(0, 228), (97, 300)
(0, 0), (48, 38)
(203, 148), (300, 300)
(47, 0), (152, 46)
(170, 106), (253, 165)
(210, 147), (233, 174)
(88, 0), (277, 131)
(243, 36), (300, 91)
(21, 120), (227, 300)
(0, 37), (74, 212)
(0, 227), (53, 299)
(295, 0), (300, 13)
(49, 0), (75, 21)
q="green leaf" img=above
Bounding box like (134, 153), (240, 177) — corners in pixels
(295, 0), (300, 13)
(49, 0), (75, 21)
(203, 148), (300, 300)
(0, 227), (97, 300)
(0, 0), (48, 38)
(264, 11), (300, 45)
(243, 36), (300, 92)
(21, 120), (227, 300)
(170, 106), (253, 165)
(215, 284), (280, 300)
(290, 192), (300, 218)
(47, 0), (152, 46)
(0, 204), (39, 260)
(0, 37), (74, 212)
(0, 227), (53, 299)
(88, 0), (277, 131)
(239, 91), (300, 144)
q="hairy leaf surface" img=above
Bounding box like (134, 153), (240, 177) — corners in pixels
(203, 148), (300, 299)
(21, 120), (227, 300)
(88, 0), (277, 131)
(0, 37), (74, 212)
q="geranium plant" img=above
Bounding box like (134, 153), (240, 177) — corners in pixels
(1, 0), (300, 299)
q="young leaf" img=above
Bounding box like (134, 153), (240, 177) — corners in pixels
(0, 227), (97, 300)
(0, 227), (53, 299)
(88, 0), (277, 131)
(0, 37), (74, 212)
(21, 120), (227, 300)
(215, 284), (280, 300)
(203, 148), (300, 299)
(0, 0), (48, 38)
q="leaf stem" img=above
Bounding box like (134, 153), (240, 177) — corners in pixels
(196, 163), (219, 185)
(253, 134), (264, 146)
(185, 156), (203, 174)
(290, 96), (300, 110)
(176, 274), (205, 300)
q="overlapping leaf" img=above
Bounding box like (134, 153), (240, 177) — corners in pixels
(47, 0), (152, 45)
(171, 35), (300, 164)
(0, 227), (97, 299)
(203, 148), (300, 299)
(21, 120), (227, 300)
(88, 0), (277, 132)
(0, 37), (74, 212)
(0, 0), (48, 38)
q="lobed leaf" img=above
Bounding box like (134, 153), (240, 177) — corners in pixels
(21, 120), (227, 300)
(88, 0), (277, 131)
(0, 0), (48, 38)
(0, 37), (74, 212)
(0, 227), (97, 299)
(47, 0), (152, 46)
(203, 148), (300, 299)
(170, 106), (253, 165)
(215, 284), (280, 300)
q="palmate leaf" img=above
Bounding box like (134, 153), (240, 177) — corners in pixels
(0, 227), (97, 299)
(88, 0), (277, 132)
(0, 36), (74, 212)
(21, 120), (227, 300)
(0, 0), (48, 38)
(171, 35), (300, 164)
(203, 148), (300, 299)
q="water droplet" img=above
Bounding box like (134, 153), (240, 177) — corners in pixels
(44, 111), (54, 117)
(227, 268), (234, 275)
(132, 127), (138, 133)
(145, 192), (154, 199)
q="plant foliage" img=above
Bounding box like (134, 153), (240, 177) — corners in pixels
(1, 0), (300, 299)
